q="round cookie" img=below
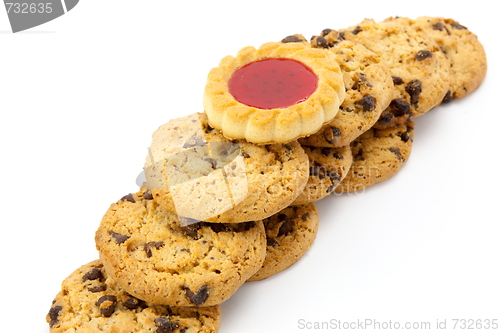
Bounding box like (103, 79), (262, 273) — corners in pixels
(247, 203), (320, 281)
(408, 16), (487, 102)
(299, 30), (396, 147)
(292, 145), (352, 205)
(144, 112), (309, 223)
(95, 189), (267, 307)
(339, 18), (451, 120)
(47, 260), (221, 333)
(203, 39), (346, 144)
(335, 119), (414, 193)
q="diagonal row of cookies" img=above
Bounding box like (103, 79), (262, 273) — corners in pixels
(47, 16), (486, 333)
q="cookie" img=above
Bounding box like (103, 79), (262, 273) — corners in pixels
(340, 18), (451, 121)
(143, 112), (309, 223)
(47, 260), (221, 333)
(203, 39), (346, 144)
(406, 16), (487, 102)
(95, 189), (267, 307)
(299, 31), (396, 147)
(247, 203), (319, 281)
(292, 145), (352, 205)
(335, 119), (414, 193)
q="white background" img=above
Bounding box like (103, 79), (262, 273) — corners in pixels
(1, 1), (499, 332)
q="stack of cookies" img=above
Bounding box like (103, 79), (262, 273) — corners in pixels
(47, 16), (486, 333)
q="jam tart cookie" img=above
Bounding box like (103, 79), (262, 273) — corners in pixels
(143, 113), (309, 223)
(335, 119), (414, 193)
(299, 31), (396, 147)
(404, 16), (487, 102)
(95, 189), (267, 307)
(340, 18), (451, 120)
(47, 260), (221, 333)
(292, 145), (352, 205)
(203, 40), (346, 144)
(247, 203), (319, 281)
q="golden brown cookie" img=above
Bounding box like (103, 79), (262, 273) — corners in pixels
(95, 189), (267, 307)
(248, 203), (319, 281)
(47, 260), (221, 333)
(340, 18), (451, 120)
(299, 31), (396, 147)
(292, 145), (352, 205)
(143, 113), (309, 223)
(335, 120), (414, 193)
(203, 40), (345, 144)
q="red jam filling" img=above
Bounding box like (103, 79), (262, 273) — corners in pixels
(228, 58), (318, 110)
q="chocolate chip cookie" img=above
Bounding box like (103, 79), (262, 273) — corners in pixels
(299, 31), (396, 147)
(47, 260), (221, 333)
(247, 203), (319, 281)
(292, 145), (352, 205)
(340, 18), (451, 121)
(335, 119), (414, 193)
(144, 112), (309, 223)
(95, 189), (267, 306)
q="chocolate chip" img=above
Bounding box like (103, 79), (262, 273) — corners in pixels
(323, 126), (342, 144)
(209, 223), (229, 233)
(321, 28), (332, 36)
(406, 80), (422, 106)
(281, 35), (304, 43)
(329, 171), (341, 182)
(267, 238), (279, 247)
(120, 193), (135, 203)
(316, 36), (329, 48)
(390, 99), (412, 116)
(333, 152), (343, 160)
(351, 26), (362, 35)
(242, 151), (250, 159)
(123, 295), (148, 310)
(82, 268), (104, 283)
(144, 241), (165, 258)
(441, 90), (454, 104)
(48, 305), (62, 327)
(180, 328), (188, 333)
(182, 223), (202, 240)
(355, 95), (376, 111)
(97, 295), (117, 317)
(277, 215), (293, 237)
(155, 317), (180, 333)
(392, 76), (404, 85)
(203, 157), (217, 169)
(109, 231), (130, 245)
(400, 131), (411, 142)
(433, 22), (445, 31)
(183, 136), (205, 148)
(301, 212), (311, 221)
(451, 22), (467, 30)
(378, 111), (394, 126)
(184, 285), (210, 306)
(320, 148), (331, 156)
(416, 50), (432, 61)
(389, 147), (403, 161)
(143, 190), (154, 200)
(232, 221), (256, 232)
(284, 143), (293, 150)
(327, 185), (335, 193)
(88, 286), (107, 293)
